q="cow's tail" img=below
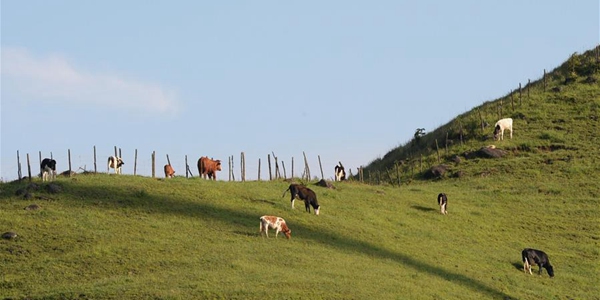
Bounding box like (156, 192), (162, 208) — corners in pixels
(282, 187), (290, 198)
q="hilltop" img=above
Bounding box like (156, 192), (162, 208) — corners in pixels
(362, 46), (600, 185)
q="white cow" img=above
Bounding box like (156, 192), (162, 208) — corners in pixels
(493, 118), (513, 141)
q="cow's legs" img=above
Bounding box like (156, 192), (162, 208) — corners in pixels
(291, 199), (295, 209)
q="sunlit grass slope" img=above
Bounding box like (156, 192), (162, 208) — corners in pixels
(1, 172), (598, 299)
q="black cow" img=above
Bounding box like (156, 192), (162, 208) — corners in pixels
(437, 193), (448, 215)
(522, 248), (554, 277)
(282, 183), (320, 215)
(41, 158), (57, 181)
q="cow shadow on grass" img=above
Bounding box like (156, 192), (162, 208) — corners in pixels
(411, 205), (437, 212)
(512, 261), (524, 271)
(245, 197), (277, 206)
(0, 178), (513, 300)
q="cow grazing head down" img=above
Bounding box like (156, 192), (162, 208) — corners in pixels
(282, 183), (321, 215)
(259, 215), (291, 239)
(437, 193), (448, 215)
(164, 164), (175, 178)
(334, 162), (346, 181)
(522, 248), (554, 278)
(41, 158), (57, 182)
(108, 156), (124, 174)
(493, 118), (513, 141)
(197, 156), (222, 180)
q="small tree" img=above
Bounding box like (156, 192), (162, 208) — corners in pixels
(413, 128), (426, 145)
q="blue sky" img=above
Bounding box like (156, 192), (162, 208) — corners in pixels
(1, 1), (598, 181)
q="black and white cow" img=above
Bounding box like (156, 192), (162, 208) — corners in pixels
(282, 183), (320, 215)
(41, 158), (57, 182)
(107, 156), (124, 174)
(522, 248), (554, 278)
(334, 162), (346, 181)
(437, 193), (448, 215)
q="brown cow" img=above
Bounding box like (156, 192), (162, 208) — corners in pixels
(164, 164), (175, 178)
(197, 156), (222, 180)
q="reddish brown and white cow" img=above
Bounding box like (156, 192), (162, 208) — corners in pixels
(197, 156), (222, 180)
(259, 215), (291, 239)
(164, 164), (175, 178)
(282, 183), (321, 215)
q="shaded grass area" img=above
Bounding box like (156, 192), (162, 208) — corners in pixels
(1, 174), (599, 299)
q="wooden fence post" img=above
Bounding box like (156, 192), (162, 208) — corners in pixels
(510, 93), (514, 111)
(291, 157), (294, 179)
(93, 146), (97, 173)
(272, 152), (279, 180)
(166, 154), (171, 166)
(134, 149), (138, 176)
(27, 153), (32, 182)
(396, 163), (401, 186)
(318, 155), (324, 180)
(68, 149), (72, 177)
(527, 79), (531, 100)
(114, 146), (118, 158)
(39, 151), (42, 177)
(543, 69), (547, 91)
(268, 154), (272, 181)
(17, 151), (22, 180)
(258, 158), (261, 181)
(302, 151), (310, 181)
(185, 155), (189, 178)
(519, 83), (522, 106)
(152, 151), (156, 178)
(510, 90), (514, 109)
(231, 155), (235, 181)
(241, 152), (245, 182)
(282, 161), (287, 180)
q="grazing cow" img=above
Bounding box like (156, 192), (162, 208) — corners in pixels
(522, 248), (554, 277)
(334, 162), (346, 181)
(40, 158), (57, 182)
(197, 156), (222, 180)
(107, 156), (124, 174)
(493, 118), (513, 141)
(437, 193), (448, 215)
(282, 184), (321, 215)
(164, 164), (175, 178)
(259, 215), (292, 239)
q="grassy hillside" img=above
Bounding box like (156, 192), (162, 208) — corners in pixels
(1, 48), (599, 300)
(1, 172), (599, 299)
(363, 46), (600, 184)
